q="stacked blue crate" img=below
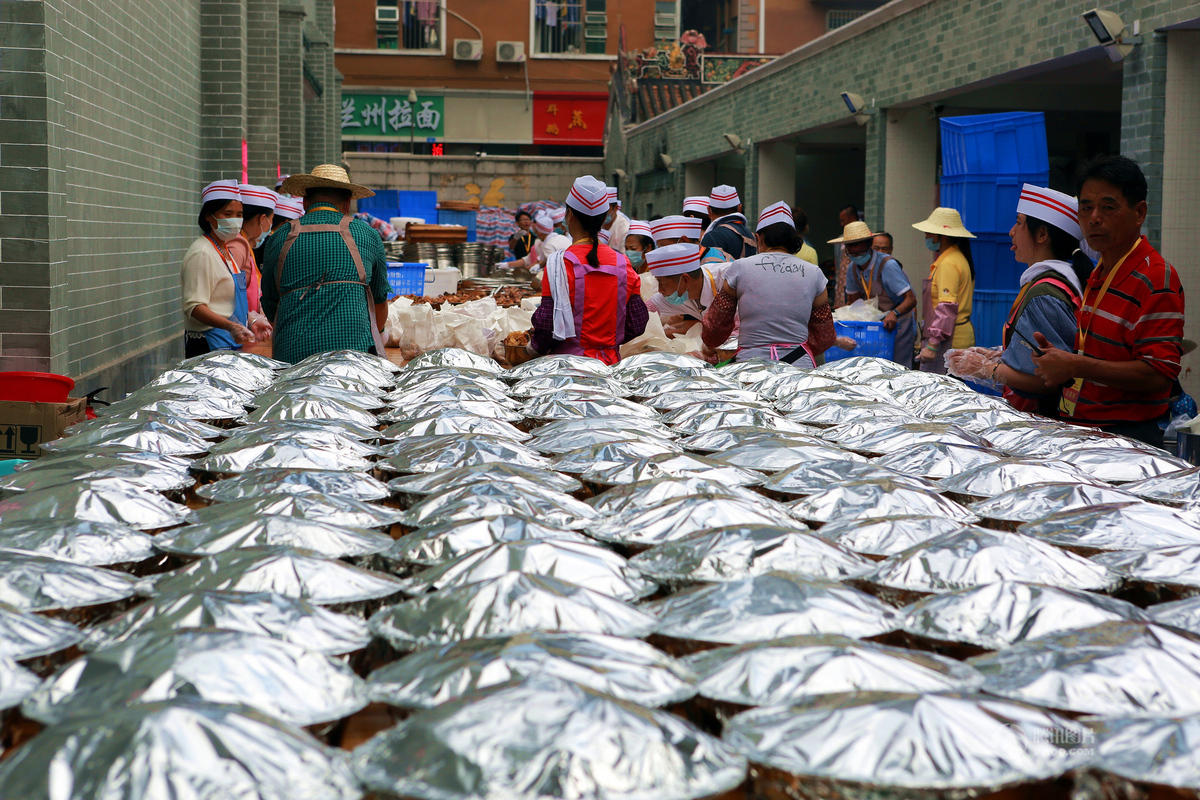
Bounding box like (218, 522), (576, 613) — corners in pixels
(939, 112), (1049, 349)
(356, 190), (438, 225)
(436, 209), (477, 242)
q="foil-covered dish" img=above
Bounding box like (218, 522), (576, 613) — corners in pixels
(153, 513), (394, 558)
(398, 482), (594, 529)
(0, 698), (360, 800)
(0, 519), (155, 566)
(397, 539), (656, 601)
(367, 631), (696, 710)
(818, 354), (910, 380)
(1017, 501), (1200, 552)
(406, 346), (503, 374)
(509, 373), (630, 398)
(380, 412), (528, 442)
(243, 394), (380, 427)
(644, 387), (761, 412)
(0, 549), (141, 611)
(985, 421), (1110, 458)
(683, 634), (983, 707)
(662, 399), (771, 427)
(386, 381), (517, 409)
(678, 426), (823, 454)
(970, 621), (1200, 716)
(821, 421), (993, 456)
(251, 383), (386, 412)
(231, 417), (382, 442)
(22, 628), (368, 727)
(87, 589), (372, 655)
(1122, 465), (1200, 507)
(968, 481), (1144, 524)
(385, 515), (592, 567)
(629, 525), (874, 583)
(719, 358), (802, 386)
(149, 546), (405, 604)
(196, 467), (391, 503)
(709, 437), (862, 473)
(678, 407), (809, 435)
(899, 580), (1149, 650)
(552, 439), (682, 474)
(759, 458), (921, 497)
(39, 418), (214, 456)
(582, 452), (763, 487)
(586, 495), (804, 548)
(506, 353), (614, 379)
(0, 456), (195, 495)
(809, 515), (975, 558)
(1094, 543), (1200, 590)
(865, 528), (1119, 593)
(585, 475), (762, 515)
(0, 601), (85, 659)
(192, 440), (376, 473)
(872, 442), (1008, 480)
(388, 461), (582, 496)
(390, 366), (508, 394)
(531, 426), (677, 457)
(186, 493), (403, 530)
(723, 691), (1093, 793)
(1057, 444), (1194, 483)
(368, 572), (657, 649)
(1146, 594), (1200, 633)
(789, 480), (979, 524)
(378, 433), (552, 474)
(522, 393), (658, 421)
(531, 414), (676, 444)
(1089, 715), (1200, 789)
(380, 397), (525, 423)
(646, 573), (897, 645)
(0, 655), (39, 710)
(937, 457), (1101, 498)
(351, 675), (747, 800)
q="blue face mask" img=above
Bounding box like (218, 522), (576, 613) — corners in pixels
(850, 251), (872, 266)
(255, 229), (270, 247)
(665, 285), (689, 304)
(625, 250), (644, 268)
(925, 237), (941, 252)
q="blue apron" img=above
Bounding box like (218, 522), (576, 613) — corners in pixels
(203, 242), (250, 351)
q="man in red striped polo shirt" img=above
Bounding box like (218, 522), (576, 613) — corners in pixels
(1032, 156), (1185, 448)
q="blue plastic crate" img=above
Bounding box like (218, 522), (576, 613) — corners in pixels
(969, 231), (1025, 292)
(825, 320), (895, 362)
(971, 288), (1020, 349)
(939, 172), (1047, 235)
(387, 262), (428, 298)
(940, 112), (1049, 177)
(437, 209), (477, 242)
(356, 190), (438, 225)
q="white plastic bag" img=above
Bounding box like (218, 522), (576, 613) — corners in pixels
(833, 298), (885, 322)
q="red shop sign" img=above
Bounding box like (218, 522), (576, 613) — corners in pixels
(532, 92), (608, 146)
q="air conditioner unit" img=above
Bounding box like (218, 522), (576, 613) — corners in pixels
(375, 6), (399, 23)
(453, 38), (483, 61)
(496, 40), (525, 63)
(653, 12), (676, 27)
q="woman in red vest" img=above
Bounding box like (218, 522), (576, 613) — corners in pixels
(946, 184), (1092, 415)
(527, 176), (649, 364)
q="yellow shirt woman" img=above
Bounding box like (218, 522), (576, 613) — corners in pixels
(929, 244), (975, 349)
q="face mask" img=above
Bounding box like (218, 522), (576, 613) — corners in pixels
(850, 251), (872, 266)
(665, 284), (689, 304)
(925, 237), (941, 252)
(625, 250), (644, 268)
(255, 230), (270, 247)
(214, 218), (242, 241)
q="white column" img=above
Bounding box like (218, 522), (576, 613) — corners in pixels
(882, 107), (939, 295)
(756, 139), (796, 215)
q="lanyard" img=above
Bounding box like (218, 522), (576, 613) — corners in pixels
(205, 234), (237, 277)
(859, 255), (877, 298)
(1077, 239), (1140, 351)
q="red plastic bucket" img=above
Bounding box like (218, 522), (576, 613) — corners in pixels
(0, 372), (75, 403)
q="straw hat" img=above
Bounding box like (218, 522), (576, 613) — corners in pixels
(281, 164), (374, 200)
(912, 207), (975, 239)
(827, 220), (876, 244)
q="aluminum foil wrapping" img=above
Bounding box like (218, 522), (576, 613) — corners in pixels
(0, 656), (39, 710)
(252, 385), (386, 412)
(761, 459), (924, 497)
(381, 398), (526, 423)
(388, 462), (582, 496)
(630, 525), (874, 583)
(367, 631), (696, 710)
(523, 394), (658, 421)
(819, 355), (910, 379)
(153, 513), (394, 558)
(186, 493), (404, 530)
(149, 546), (405, 604)
(532, 414), (677, 445)
(0, 455), (195, 495)
(0, 601), (84, 659)
(0, 519), (155, 566)
(900, 580), (1149, 650)
(399, 483), (594, 529)
(866, 529), (1119, 593)
(552, 439), (682, 473)
(970, 621), (1200, 716)
(381, 412), (528, 442)
(811, 516), (976, 558)
(368, 572), (657, 649)
(0, 697), (360, 800)
(101, 386), (249, 422)
(679, 426), (823, 454)
(510, 373), (631, 398)
(585, 476), (761, 515)
(628, 373), (738, 398)
(646, 573), (897, 644)
(710, 438), (864, 473)
(88, 589), (371, 655)
(645, 388), (761, 412)
(663, 400), (770, 427)
(1090, 715), (1200, 788)
(193, 441), (377, 473)
(507, 353), (614, 379)
(1058, 444), (1194, 483)
(398, 539), (656, 601)
(937, 457), (1102, 497)
(969, 481), (1144, 524)
(586, 495), (803, 548)
(789, 480), (980, 524)
(386, 515), (593, 567)
(33, 446), (195, 473)
(39, 419), (214, 456)
(386, 381), (516, 408)
(683, 634), (983, 706)
(720, 359), (801, 386)
(379, 434), (552, 474)
(196, 467), (391, 502)
(0, 481), (185, 530)
(23, 628), (367, 727)
(822, 421), (993, 456)
(1146, 594), (1200, 633)
(677, 407), (810, 435)
(392, 367), (502, 391)
(533, 430), (678, 460)
(723, 691), (1093, 791)
(232, 417), (382, 442)
(181, 348), (287, 371)
(873, 442), (1008, 480)
(1123, 465), (1200, 506)
(351, 675), (747, 800)
(985, 422), (1109, 458)
(583, 452), (763, 487)
(0, 549), (141, 611)
(407, 346), (502, 373)
(1094, 543), (1200, 589)
(279, 357), (395, 387)
(1017, 501), (1200, 552)
(785, 399), (910, 428)
(243, 394), (380, 427)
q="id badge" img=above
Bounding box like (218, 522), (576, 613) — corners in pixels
(1059, 378), (1084, 417)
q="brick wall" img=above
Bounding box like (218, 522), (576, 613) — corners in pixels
(247, 0), (281, 186)
(200, 0), (247, 179)
(278, 0), (307, 174)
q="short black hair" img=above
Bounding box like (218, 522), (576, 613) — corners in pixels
(1078, 155), (1147, 205)
(840, 203), (859, 217)
(515, 210), (531, 221)
(242, 203), (273, 226)
(627, 234), (655, 251)
(792, 207), (808, 232)
(758, 221), (799, 251)
(687, 268), (703, 281)
(875, 231), (894, 247)
(307, 187), (353, 205)
(197, 198), (235, 234)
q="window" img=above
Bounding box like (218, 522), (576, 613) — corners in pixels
(376, 1), (443, 51)
(533, 0), (607, 56)
(827, 9), (869, 30)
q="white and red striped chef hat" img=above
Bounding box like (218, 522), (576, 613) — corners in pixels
(274, 193), (305, 220)
(709, 184), (740, 210)
(626, 220), (653, 239)
(645, 243), (702, 277)
(756, 201), (795, 232)
(682, 196), (710, 214)
(565, 175), (610, 217)
(549, 206), (566, 224)
(201, 179), (240, 204)
(605, 187), (619, 205)
(599, 229), (611, 245)
(650, 215), (702, 244)
(532, 211), (554, 235)
(238, 183), (277, 211)
(1017, 184), (1081, 241)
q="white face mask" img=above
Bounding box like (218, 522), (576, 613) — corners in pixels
(214, 217), (242, 241)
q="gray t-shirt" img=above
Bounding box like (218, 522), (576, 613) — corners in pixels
(725, 251), (827, 361)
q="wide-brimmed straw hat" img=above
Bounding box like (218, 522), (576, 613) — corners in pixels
(827, 220), (876, 244)
(912, 207), (975, 239)
(281, 164), (374, 200)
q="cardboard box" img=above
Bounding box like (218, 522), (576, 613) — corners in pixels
(0, 399), (86, 459)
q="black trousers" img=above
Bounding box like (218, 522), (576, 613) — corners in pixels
(184, 336), (211, 359)
(1103, 419), (1165, 449)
